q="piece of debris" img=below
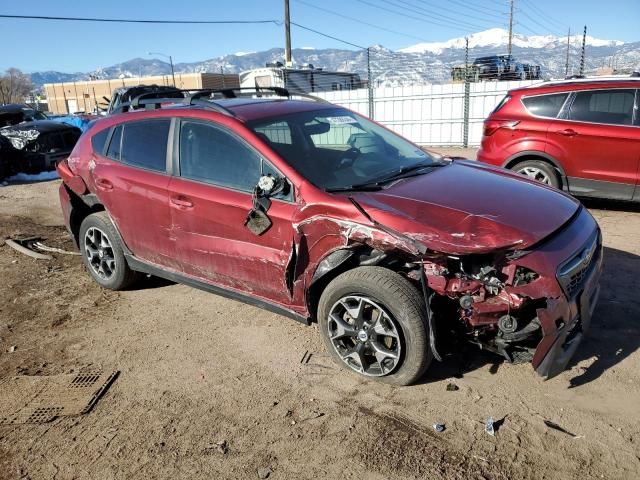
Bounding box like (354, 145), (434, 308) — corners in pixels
(257, 467), (272, 479)
(0, 371), (119, 424)
(213, 440), (229, 454)
(485, 417), (495, 436)
(5, 238), (52, 260)
(544, 420), (577, 438)
(300, 350), (312, 364)
(433, 423), (445, 433)
(32, 242), (80, 256)
(8, 346), (16, 353)
(446, 383), (459, 391)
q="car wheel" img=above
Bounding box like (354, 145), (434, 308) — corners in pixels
(513, 159), (560, 189)
(79, 211), (139, 290)
(317, 266), (432, 386)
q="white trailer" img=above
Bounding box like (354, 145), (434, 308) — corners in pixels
(240, 64), (362, 94)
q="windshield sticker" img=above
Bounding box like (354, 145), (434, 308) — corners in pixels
(324, 116), (358, 125)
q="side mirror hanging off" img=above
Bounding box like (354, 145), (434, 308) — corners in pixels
(244, 174), (286, 236)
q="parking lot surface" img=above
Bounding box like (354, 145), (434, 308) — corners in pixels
(0, 170), (639, 479)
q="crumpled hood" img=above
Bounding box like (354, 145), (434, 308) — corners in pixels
(351, 161), (580, 255)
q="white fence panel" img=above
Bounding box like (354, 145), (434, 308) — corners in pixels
(315, 80), (538, 147)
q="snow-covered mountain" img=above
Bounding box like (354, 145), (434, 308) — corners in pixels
(399, 28), (624, 54)
(29, 29), (639, 88)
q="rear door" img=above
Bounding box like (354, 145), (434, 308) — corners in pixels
(167, 118), (297, 304)
(91, 118), (177, 267)
(548, 88), (639, 200)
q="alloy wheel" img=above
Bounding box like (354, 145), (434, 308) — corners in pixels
(84, 227), (116, 280)
(327, 295), (402, 376)
(517, 166), (552, 185)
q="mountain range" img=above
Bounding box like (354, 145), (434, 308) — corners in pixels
(29, 28), (640, 88)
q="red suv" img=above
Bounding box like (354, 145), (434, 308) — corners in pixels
(478, 78), (640, 201)
(57, 88), (602, 384)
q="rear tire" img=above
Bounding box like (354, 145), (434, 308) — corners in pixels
(79, 212), (139, 290)
(512, 159), (560, 189)
(317, 267), (432, 386)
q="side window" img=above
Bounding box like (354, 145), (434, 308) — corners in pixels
(568, 89), (635, 125)
(179, 121), (262, 192)
(91, 128), (110, 155)
(120, 119), (170, 172)
(253, 121), (292, 145)
(106, 125), (122, 160)
(522, 93), (569, 118)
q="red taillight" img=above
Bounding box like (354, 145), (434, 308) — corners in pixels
(483, 120), (520, 137)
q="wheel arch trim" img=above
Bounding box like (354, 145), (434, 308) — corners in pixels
(502, 151), (568, 189)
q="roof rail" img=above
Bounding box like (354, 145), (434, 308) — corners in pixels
(188, 86), (330, 104)
(112, 97), (234, 116)
(116, 86), (330, 115)
(524, 76), (640, 88)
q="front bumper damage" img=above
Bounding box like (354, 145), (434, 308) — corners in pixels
(415, 206), (603, 379)
(534, 231), (603, 378)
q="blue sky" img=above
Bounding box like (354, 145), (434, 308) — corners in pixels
(1, 0), (638, 73)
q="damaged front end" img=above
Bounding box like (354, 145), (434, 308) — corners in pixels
(413, 207), (603, 379)
(302, 195), (603, 380)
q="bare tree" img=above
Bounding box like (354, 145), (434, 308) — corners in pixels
(0, 68), (33, 105)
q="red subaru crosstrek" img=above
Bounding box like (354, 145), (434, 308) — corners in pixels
(477, 78), (640, 201)
(57, 88), (602, 384)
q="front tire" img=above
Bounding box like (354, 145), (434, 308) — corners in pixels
(317, 267), (432, 386)
(79, 212), (139, 290)
(512, 159), (560, 189)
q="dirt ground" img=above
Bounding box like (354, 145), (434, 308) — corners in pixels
(0, 159), (639, 479)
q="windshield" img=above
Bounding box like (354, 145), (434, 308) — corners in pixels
(247, 108), (438, 190)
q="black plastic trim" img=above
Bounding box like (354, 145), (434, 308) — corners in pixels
(125, 255), (310, 325)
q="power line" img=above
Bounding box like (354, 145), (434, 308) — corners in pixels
(355, 0), (487, 32)
(385, 0), (496, 30)
(520, 0), (566, 30)
(290, 21), (366, 49)
(294, 0), (431, 43)
(410, 0), (503, 23)
(518, 9), (564, 37)
(0, 13), (280, 25)
(446, 0), (507, 16)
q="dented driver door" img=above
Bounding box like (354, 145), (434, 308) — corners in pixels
(167, 119), (298, 304)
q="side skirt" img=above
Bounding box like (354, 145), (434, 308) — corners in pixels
(125, 255), (311, 326)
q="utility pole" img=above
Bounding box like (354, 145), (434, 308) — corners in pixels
(169, 55), (176, 87)
(564, 28), (571, 77)
(507, 0), (515, 56)
(579, 25), (587, 76)
(284, 0), (292, 67)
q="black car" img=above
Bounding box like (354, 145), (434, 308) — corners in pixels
(0, 121), (81, 178)
(0, 103), (48, 127)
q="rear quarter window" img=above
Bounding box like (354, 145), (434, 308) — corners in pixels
(492, 95), (511, 113)
(91, 128), (109, 155)
(522, 93), (569, 118)
(106, 119), (171, 172)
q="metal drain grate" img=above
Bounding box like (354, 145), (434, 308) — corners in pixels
(26, 406), (65, 423)
(0, 371), (119, 424)
(70, 374), (101, 388)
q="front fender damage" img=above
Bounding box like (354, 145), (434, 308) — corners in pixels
(293, 197), (560, 377)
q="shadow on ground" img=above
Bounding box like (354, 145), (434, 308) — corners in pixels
(424, 245), (640, 387)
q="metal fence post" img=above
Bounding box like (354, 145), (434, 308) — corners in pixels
(462, 38), (470, 148)
(366, 47), (374, 119)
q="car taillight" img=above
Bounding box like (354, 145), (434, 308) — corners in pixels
(483, 120), (520, 137)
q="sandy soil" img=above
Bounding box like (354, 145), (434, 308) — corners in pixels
(0, 172), (639, 480)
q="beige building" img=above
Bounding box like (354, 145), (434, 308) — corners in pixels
(44, 72), (239, 114)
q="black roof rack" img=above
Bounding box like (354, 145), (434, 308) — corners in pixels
(112, 86), (329, 115)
